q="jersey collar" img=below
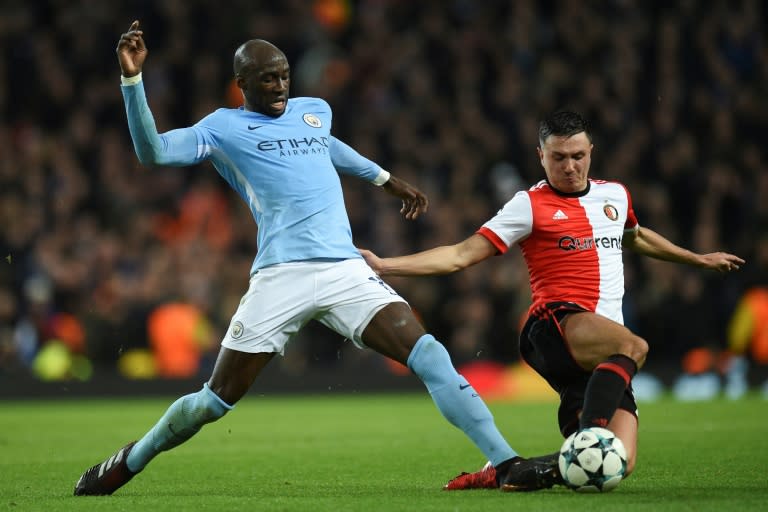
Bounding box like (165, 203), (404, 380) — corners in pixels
(545, 178), (591, 198)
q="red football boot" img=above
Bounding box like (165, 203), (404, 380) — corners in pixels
(443, 461), (497, 490)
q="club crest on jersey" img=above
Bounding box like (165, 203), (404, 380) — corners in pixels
(303, 113), (322, 128)
(603, 204), (619, 221)
(230, 321), (244, 339)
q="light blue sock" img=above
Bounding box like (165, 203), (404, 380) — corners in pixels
(126, 383), (233, 473)
(407, 334), (517, 467)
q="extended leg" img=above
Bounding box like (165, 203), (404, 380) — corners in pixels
(363, 303), (516, 466)
(363, 304), (558, 491)
(74, 349), (274, 496)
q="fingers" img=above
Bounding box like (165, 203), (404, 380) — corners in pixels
(415, 194), (429, 214)
(125, 20), (142, 38)
(400, 200), (421, 220)
(400, 194), (428, 220)
(118, 20), (145, 52)
(384, 177), (429, 219)
(123, 20), (142, 38)
(400, 200), (412, 219)
(723, 253), (745, 272)
(720, 256), (743, 272)
(704, 252), (744, 273)
(357, 249), (382, 274)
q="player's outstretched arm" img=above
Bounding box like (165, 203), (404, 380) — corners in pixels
(381, 175), (429, 220)
(116, 20), (147, 77)
(116, 20), (201, 167)
(327, 137), (427, 219)
(360, 233), (497, 276)
(624, 226), (745, 272)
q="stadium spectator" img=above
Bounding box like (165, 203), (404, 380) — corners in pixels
(146, 302), (215, 378)
(0, 1), (764, 395)
(722, 235), (768, 398)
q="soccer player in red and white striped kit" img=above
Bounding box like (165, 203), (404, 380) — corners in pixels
(361, 110), (745, 490)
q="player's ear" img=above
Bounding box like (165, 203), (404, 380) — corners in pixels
(235, 75), (247, 90)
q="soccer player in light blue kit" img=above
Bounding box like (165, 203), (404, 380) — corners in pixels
(74, 21), (559, 495)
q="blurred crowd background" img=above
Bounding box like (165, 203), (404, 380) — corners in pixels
(1, 0), (767, 396)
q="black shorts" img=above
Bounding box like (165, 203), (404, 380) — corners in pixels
(519, 301), (638, 437)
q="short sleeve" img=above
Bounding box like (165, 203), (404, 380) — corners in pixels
(477, 191), (534, 253)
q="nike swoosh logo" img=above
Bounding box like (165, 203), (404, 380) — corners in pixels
(459, 384), (472, 390)
(248, 125), (263, 130)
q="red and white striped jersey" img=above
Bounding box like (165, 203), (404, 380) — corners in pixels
(477, 179), (639, 324)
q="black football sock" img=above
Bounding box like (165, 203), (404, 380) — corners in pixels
(579, 354), (637, 430)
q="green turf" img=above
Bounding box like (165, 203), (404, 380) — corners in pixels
(1, 393), (766, 511)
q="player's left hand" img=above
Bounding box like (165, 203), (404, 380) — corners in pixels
(700, 252), (745, 273)
(382, 175), (429, 220)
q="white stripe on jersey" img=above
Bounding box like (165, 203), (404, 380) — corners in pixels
(478, 179), (638, 323)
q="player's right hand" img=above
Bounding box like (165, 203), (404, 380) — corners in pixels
(116, 20), (147, 77)
(358, 248), (383, 274)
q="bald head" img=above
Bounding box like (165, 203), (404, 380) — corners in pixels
(233, 39), (290, 116)
(234, 39), (286, 78)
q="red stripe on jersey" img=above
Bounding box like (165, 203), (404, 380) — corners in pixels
(478, 179), (633, 323)
(620, 182), (639, 229)
(477, 227), (508, 254)
(521, 188), (600, 314)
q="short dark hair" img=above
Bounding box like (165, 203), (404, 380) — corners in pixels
(538, 111), (592, 146)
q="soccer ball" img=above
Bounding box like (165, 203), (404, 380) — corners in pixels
(558, 427), (627, 492)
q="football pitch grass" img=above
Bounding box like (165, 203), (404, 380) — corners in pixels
(1, 393), (766, 511)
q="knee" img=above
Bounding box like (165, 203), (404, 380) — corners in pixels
(627, 335), (649, 368)
(615, 334), (648, 368)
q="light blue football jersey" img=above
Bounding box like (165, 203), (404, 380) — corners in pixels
(122, 82), (384, 273)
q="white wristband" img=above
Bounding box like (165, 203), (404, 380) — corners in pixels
(121, 73), (143, 86)
(372, 169), (391, 186)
